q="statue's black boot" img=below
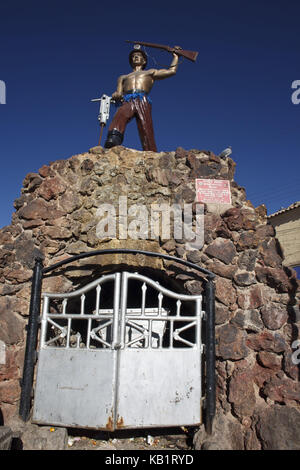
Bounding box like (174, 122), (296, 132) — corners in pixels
(104, 129), (124, 148)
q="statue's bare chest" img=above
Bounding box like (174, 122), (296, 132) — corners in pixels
(123, 71), (154, 93)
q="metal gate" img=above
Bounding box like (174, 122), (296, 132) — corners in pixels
(32, 271), (204, 430)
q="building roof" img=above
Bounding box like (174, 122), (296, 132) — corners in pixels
(268, 201), (300, 219)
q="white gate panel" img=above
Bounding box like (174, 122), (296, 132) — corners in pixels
(32, 272), (120, 430)
(116, 349), (201, 428)
(33, 349), (116, 429)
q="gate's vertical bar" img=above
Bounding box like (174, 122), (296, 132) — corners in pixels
(205, 278), (216, 435)
(113, 272), (124, 431)
(113, 272), (121, 349)
(119, 272), (128, 349)
(19, 256), (44, 421)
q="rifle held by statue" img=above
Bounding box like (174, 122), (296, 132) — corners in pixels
(125, 40), (198, 62)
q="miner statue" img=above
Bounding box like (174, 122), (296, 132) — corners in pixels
(100, 41), (198, 152)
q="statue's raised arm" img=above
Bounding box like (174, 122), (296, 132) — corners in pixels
(151, 53), (179, 80)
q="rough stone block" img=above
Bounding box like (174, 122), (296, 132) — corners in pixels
(255, 405), (300, 449)
(20, 424), (68, 450)
(0, 426), (13, 450)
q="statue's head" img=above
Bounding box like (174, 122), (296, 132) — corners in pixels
(129, 49), (147, 70)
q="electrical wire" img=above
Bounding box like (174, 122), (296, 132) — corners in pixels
(250, 192), (300, 206)
(246, 179), (300, 200)
(143, 46), (185, 69)
(248, 186), (299, 200)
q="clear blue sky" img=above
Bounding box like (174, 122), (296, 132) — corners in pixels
(0, 0), (299, 229)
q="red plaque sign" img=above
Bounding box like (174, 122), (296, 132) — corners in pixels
(195, 179), (231, 204)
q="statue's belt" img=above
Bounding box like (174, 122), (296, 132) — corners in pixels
(115, 90), (152, 106)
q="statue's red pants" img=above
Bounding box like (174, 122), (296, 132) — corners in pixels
(108, 97), (157, 152)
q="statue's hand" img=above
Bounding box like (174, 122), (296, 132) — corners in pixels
(173, 45), (182, 54)
(112, 91), (123, 101)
